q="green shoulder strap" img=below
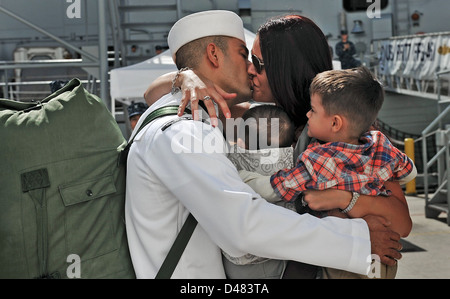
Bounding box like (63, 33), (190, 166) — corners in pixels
(131, 104), (181, 143)
(124, 104), (198, 279)
(119, 105), (183, 165)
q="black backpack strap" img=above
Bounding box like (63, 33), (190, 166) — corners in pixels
(155, 213), (197, 279)
(120, 104), (198, 278)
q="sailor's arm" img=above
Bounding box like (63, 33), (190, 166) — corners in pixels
(303, 181), (412, 238)
(150, 121), (401, 274)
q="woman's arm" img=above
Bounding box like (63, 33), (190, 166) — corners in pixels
(143, 71), (176, 106)
(303, 181), (412, 237)
(143, 70), (234, 121)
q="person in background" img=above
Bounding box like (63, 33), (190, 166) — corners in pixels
(127, 102), (148, 130)
(335, 30), (361, 69)
(155, 45), (163, 55)
(49, 80), (69, 93)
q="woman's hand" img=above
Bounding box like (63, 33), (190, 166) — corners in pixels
(143, 70), (237, 127)
(176, 70), (236, 126)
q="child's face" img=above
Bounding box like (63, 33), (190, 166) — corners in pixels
(306, 93), (333, 141)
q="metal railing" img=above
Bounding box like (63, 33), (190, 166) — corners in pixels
(421, 69), (450, 225)
(372, 31), (450, 103)
(0, 1), (110, 107)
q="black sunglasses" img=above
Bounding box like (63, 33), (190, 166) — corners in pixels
(251, 54), (265, 74)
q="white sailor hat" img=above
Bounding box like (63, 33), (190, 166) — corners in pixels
(168, 10), (245, 63)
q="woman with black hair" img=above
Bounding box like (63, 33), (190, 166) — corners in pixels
(252, 15), (332, 130)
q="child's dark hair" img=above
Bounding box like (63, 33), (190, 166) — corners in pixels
(309, 66), (384, 137)
(241, 105), (295, 150)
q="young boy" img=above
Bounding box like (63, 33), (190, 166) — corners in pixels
(241, 66), (416, 279)
(271, 67), (416, 205)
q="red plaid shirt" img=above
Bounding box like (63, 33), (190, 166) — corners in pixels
(270, 131), (415, 202)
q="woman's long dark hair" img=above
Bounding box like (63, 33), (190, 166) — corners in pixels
(258, 15), (333, 128)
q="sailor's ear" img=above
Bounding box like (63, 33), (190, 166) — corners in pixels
(206, 43), (221, 67)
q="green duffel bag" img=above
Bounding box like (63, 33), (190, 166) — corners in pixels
(0, 78), (135, 279)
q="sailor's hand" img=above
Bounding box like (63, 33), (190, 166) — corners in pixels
(363, 215), (402, 266)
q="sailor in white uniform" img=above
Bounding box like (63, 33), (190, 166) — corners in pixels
(125, 10), (400, 279)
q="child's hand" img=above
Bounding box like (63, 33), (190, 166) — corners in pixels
(302, 189), (352, 211)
